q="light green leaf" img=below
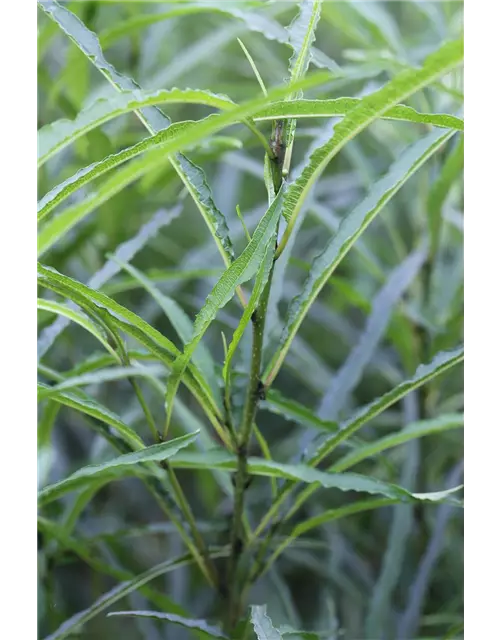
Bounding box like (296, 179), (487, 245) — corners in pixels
(253, 98), (464, 130)
(37, 298), (117, 359)
(102, 268), (223, 297)
(222, 231), (277, 383)
(265, 126), (455, 387)
(277, 35), (463, 250)
(37, 382), (144, 450)
(38, 88), (236, 167)
(38, 432), (199, 506)
(318, 246), (428, 420)
(264, 389), (340, 434)
(38, 206), (180, 354)
(251, 605), (283, 640)
(37, 264), (210, 401)
(164, 186), (285, 434)
(169, 450), (463, 504)
(108, 611), (227, 639)
(332, 414), (463, 472)
(311, 346), (464, 466)
(37, 364), (165, 401)
(287, 1), (323, 93)
(37, 71), (330, 223)
(97, 1), (340, 75)
(38, 0), (236, 270)
(428, 133), (464, 257)
(109, 255), (219, 403)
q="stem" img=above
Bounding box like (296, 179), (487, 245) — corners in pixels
(226, 271), (274, 630)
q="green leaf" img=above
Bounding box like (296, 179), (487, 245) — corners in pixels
(37, 263), (216, 411)
(38, 0), (236, 269)
(332, 414), (464, 472)
(168, 450), (463, 504)
(40, 537), (218, 640)
(37, 298), (118, 359)
(312, 346), (464, 466)
(38, 88), (236, 167)
(107, 611), (227, 639)
(37, 383), (144, 450)
(222, 230), (277, 383)
(97, 2), (340, 75)
(265, 126), (455, 387)
(287, 1), (323, 93)
(251, 605), (283, 640)
(253, 98), (464, 130)
(427, 133), (464, 257)
(318, 246), (428, 420)
(38, 432), (199, 506)
(37, 364), (165, 401)
(37, 515), (197, 640)
(109, 255), (219, 403)
(37, 72), (330, 223)
(38, 206), (180, 354)
(164, 186), (285, 434)
(277, 35), (463, 252)
(264, 389), (340, 434)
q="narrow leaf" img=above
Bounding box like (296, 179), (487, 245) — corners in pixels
(38, 206), (180, 353)
(37, 364), (165, 401)
(37, 72), (330, 222)
(164, 186), (285, 434)
(318, 246), (428, 420)
(37, 298), (117, 359)
(41, 547), (225, 640)
(110, 255), (219, 402)
(38, 432), (199, 506)
(37, 383), (144, 450)
(38, 88), (236, 166)
(311, 346), (464, 467)
(251, 605), (283, 640)
(169, 451), (463, 505)
(253, 98), (464, 130)
(108, 611), (227, 639)
(265, 126), (455, 386)
(332, 413), (463, 472)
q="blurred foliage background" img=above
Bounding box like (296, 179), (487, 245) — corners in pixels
(37, 1), (464, 639)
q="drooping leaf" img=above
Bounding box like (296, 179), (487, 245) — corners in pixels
(38, 0), (236, 270)
(38, 88), (236, 167)
(36, 383), (144, 450)
(168, 449), (463, 505)
(37, 72), (330, 222)
(38, 432), (199, 506)
(37, 263), (217, 413)
(37, 298), (118, 359)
